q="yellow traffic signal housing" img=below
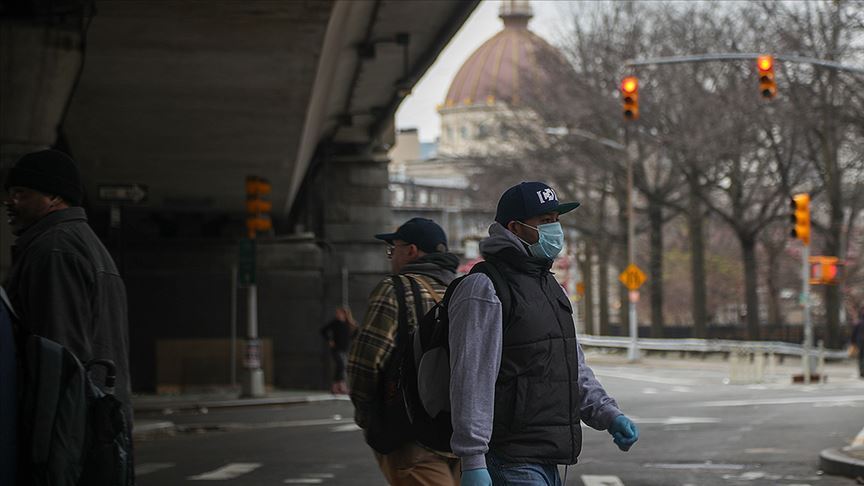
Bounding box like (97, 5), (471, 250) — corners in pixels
(621, 76), (639, 121)
(245, 175), (273, 239)
(757, 55), (776, 99)
(790, 193), (810, 246)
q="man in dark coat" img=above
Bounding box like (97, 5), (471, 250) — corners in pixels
(2, 149), (131, 413)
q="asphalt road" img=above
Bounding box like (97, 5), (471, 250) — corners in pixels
(135, 354), (864, 485)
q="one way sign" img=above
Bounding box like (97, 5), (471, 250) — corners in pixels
(98, 184), (148, 204)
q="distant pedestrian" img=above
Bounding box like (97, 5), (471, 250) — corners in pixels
(348, 217), (461, 485)
(852, 307), (864, 378)
(2, 150), (132, 454)
(321, 307), (357, 394)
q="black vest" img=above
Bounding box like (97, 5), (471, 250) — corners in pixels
(487, 249), (582, 464)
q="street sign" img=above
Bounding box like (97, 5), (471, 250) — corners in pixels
(98, 184), (148, 203)
(619, 263), (646, 290)
(238, 238), (256, 286)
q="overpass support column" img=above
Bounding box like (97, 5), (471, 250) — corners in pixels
(1, 8), (88, 281)
(318, 146), (392, 319)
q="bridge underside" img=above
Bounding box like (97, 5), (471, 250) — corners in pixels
(1, 0), (478, 391)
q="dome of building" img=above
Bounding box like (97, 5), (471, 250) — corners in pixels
(441, 0), (563, 110)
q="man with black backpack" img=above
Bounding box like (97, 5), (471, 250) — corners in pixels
(347, 217), (461, 485)
(3, 150), (133, 485)
(449, 182), (639, 486)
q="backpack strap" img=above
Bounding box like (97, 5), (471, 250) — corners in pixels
(0, 287), (18, 321)
(410, 275), (442, 304)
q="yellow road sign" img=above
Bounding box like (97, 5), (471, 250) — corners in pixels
(619, 263), (646, 290)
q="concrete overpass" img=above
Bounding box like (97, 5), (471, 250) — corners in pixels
(1, 0), (479, 392)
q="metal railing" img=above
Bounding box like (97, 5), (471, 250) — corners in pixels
(579, 335), (848, 360)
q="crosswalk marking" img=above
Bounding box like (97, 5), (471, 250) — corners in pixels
(135, 462), (175, 476)
(188, 463), (262, 480)
(581, 475), (625, 486)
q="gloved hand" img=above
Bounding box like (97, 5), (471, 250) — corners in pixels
(608, 415), (639, 451)
(461, 467), (492, 486)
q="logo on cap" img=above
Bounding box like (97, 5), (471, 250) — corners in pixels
(537, 188), (557, 204)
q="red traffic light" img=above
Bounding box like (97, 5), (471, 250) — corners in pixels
(621, 76), (639, 121)
(621, 77), (638, 94)
(757, 55), (776, 99)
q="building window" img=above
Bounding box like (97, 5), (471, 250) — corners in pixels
(460, 126), (469, 140)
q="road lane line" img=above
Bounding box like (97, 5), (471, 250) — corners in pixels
(581, 475), (624, 486)
(188, 463), (261, 480)
(135, 463), (175, 475)
(594, 369), (700, 385)
(698, 395), (864, 407)
(283, 480), (323, 484)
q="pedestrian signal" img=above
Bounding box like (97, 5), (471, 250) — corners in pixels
(790, 193), (810, 246)
(809, 256), (840, 285)
(757, 55), (776, 99)
(246, 176), (273, 239)
(621, 76), (639, 121)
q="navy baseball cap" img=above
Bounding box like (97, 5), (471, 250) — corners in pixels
(495, 181), (580, 226)
(374, 217), (448, 253)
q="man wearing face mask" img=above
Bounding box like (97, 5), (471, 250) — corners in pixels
(2, 150), (132, 419)
(449, 182), (638, 486)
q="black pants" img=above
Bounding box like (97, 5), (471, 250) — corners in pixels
(331, 350), (348, 382)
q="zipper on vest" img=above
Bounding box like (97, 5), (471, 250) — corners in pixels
(539, 275), (577, 462)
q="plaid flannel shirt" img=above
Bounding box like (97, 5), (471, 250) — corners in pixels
(347, 272), (446, 429)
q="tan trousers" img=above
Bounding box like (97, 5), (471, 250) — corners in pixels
(374, 442), (460, 486)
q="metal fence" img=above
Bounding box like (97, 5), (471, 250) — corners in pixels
(579, 335), (849, 360)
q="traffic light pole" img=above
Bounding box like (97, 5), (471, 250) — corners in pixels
(625, 126), (640, 362)
(801, 243), (814, 384)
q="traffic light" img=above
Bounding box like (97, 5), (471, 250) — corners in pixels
(621, 76), (639, 120)
(245, 175), (272, 238)
(790, 193), (810, 246)
(757, 55), (776, 99)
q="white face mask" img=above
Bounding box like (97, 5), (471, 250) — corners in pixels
(517, 221), (565, 259)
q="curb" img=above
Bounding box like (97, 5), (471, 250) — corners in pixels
(133, 394), (349, 414)
(819, 446), (864, 479)
(133, 420), (176, 440)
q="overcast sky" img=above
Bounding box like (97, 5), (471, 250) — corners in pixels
(395, 0), (565, 143)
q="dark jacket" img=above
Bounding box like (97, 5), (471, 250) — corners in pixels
(321, 319), (354, 352)
(5, 208), (131, 409)
(484, 248), (582, 464)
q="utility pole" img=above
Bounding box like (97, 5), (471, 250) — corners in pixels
(241, 176), (272, 398)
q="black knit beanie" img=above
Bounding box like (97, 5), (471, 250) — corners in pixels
(4, 150), (83, 206)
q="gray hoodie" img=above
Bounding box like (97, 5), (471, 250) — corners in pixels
(448, 223), (623, 470)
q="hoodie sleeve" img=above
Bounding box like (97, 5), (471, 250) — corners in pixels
(577, 339), (623, 430)
(448, 273), (502, 471)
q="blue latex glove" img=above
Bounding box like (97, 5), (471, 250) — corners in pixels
(461, 468), (492, 486)
(608, 415), (639, 451)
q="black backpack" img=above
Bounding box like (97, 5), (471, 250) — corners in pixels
(0, 288), (134, 486)
(363, 273), (441, 454)
(399, 260), (512, 453)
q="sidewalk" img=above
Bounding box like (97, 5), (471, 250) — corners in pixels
(820, 427), (864, 480)
(132, 389), (348, 439)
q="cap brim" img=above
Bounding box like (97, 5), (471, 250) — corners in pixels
(556, 201), (581, 215)
(374, 232), (399, 244)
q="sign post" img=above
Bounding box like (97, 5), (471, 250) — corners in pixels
(619, 263), (646, 361)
